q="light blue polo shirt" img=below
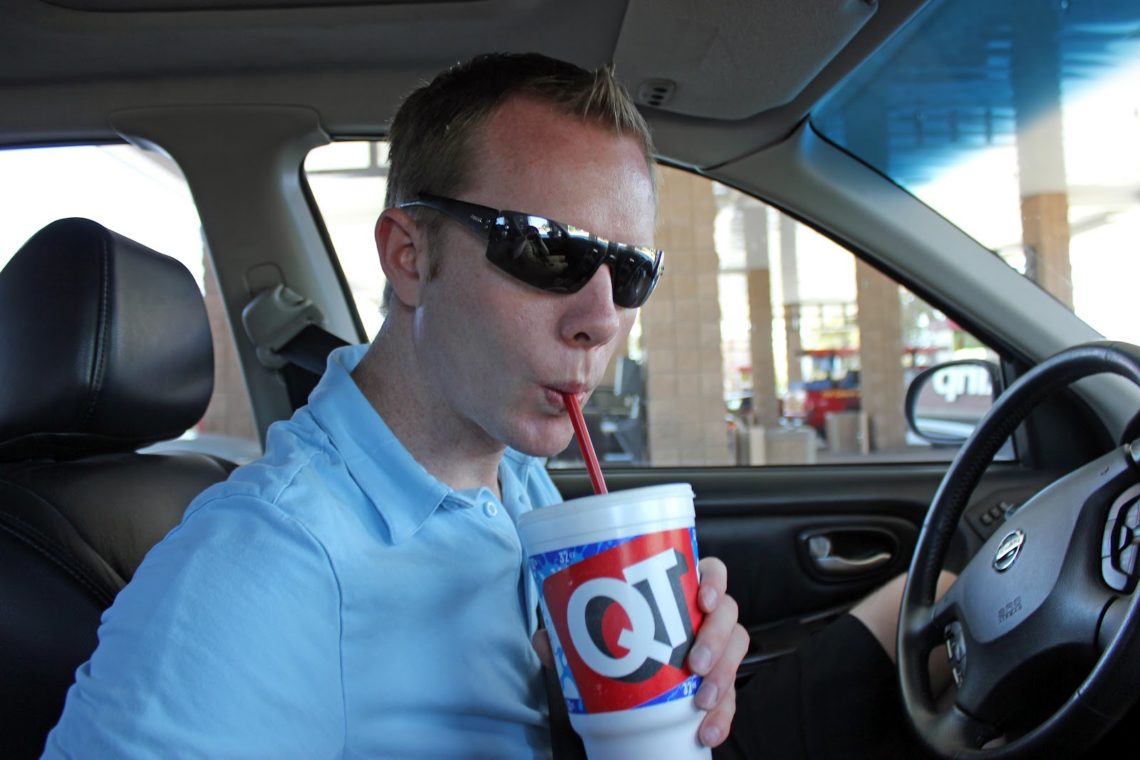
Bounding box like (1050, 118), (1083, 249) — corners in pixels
(45, 344), (560, 759)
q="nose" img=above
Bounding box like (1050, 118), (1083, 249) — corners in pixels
(559, 264), (621, 348)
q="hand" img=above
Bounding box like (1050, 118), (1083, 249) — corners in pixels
(532, 626), (554, 669)
(688, 556), (749, 748)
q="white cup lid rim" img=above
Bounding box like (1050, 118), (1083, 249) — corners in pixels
(519, 482), (694, 528)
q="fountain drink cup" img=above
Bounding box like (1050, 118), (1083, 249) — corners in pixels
(518, 483), (710, 759)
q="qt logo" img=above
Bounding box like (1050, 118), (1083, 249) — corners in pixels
(567, 549), (692, 680)
(543, 528), (703, 713)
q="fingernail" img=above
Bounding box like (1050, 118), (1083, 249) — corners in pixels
(701, 725), (722, 747)
(690, 644), (712, 674)
(696, 681), (718, 710)
(700, 586), (718, 610)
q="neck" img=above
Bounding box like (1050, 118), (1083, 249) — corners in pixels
(351, 317), (506, 497)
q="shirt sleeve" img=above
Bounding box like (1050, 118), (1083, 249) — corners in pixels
(43, 493), (345, 759)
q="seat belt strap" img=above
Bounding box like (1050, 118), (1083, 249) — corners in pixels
(242, 285), (350, 409)
(276, 324), (349, 408)
(538, 609), (587, 759)
(276, 323), (349, 375)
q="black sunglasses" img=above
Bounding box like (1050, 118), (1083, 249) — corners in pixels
(396, 194), (663, 308)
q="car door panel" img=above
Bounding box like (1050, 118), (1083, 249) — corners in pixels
(551, 464), (1058, 675)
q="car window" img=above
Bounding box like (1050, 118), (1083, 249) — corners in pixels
(305, 142), (391, 340)
(0, 143), (259, 456)
(814, 0), (1140, 344)
(308, 143), (1001, 468)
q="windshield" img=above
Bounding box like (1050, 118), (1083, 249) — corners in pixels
(815, 0), (1140, 343)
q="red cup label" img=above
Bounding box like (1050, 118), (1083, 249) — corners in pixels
(528, 527), (703, 714)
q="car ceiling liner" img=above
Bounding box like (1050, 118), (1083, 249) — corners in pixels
(614, 0), (877, 120)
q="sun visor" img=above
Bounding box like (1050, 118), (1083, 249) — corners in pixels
(614, 0), (877, 120)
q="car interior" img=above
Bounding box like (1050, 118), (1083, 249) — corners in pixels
(1, 0), (1138, 757)
(0, 218), (235, 756)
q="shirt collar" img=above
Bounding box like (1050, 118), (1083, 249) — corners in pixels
(306, 344), (450, 544)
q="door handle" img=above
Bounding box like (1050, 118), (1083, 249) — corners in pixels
(806, 533), (892, 576)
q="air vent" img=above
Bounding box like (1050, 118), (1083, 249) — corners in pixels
(636, 79), (676, 108)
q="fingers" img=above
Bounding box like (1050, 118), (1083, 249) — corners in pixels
(697, 674), (738, 748)
(689, 556), (747, 747)
(689, 556), (737, 676)
(689, 585), (739, 673)
(697, 556), (728, 612)
(694, 618), (749, 705)
(696, 623), (749, 747)
(531, 628), (554, 669)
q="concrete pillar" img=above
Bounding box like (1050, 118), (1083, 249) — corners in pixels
(738, 200), (780, 428)
(780, 215), (803, 388)
(840, 76), (907, 452)
(1020, 193), (1072, 307)
(1012, 0), (1072, 308)
(747, 268), (779, 427)
(641, 167), (731, 466)
(855, 260), (907, 451)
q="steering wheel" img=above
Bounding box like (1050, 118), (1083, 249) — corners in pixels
(899, 341), (1140, 758)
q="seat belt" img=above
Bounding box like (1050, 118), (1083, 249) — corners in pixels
(538, 612), (587, 759)
(544, 662), (587, 759)
(274, 322), (349, 376)
(242, 284), (350, 409)
(276, 324), (349, 408)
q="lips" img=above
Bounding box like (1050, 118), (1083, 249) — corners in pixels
(544, 384), (589, 409)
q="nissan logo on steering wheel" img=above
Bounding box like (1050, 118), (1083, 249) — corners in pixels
(993, 529), (1026, 572)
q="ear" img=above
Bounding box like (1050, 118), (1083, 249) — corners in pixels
(375, 207), (430, 308)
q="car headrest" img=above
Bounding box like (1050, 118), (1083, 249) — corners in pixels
(0, 218), (214, 461)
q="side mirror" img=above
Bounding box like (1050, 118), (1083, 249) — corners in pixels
(905, 360), (1001, 446)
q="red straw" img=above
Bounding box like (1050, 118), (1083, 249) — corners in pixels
(564, 393), (607, 494)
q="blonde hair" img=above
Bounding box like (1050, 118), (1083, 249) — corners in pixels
(386, 53), (655, 207)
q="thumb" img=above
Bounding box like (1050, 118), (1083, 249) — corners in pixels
(531, 628), (555, 669)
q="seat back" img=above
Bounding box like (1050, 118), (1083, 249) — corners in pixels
(0, 218), (234, 758)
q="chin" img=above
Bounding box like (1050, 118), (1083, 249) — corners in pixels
(510, 436), (573, 460)
(504, 419), (574, 459)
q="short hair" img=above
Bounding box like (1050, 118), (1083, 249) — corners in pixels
(380, 52), (657, 311)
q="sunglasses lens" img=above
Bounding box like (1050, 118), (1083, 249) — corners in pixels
(485, 213), (661, 307)
(486, 215), (605, 293)
(611, 248), (660, 308)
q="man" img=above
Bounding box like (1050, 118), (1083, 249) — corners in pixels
(45, 53), (747, 757)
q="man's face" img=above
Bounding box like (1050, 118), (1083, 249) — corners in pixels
(411, 96), (657, 458)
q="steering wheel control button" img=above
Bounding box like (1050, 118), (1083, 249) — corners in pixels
(1102, 554), (1130, 592)
(975, 500), (1018, 532)
(943, 622), (967, 687)
(1116, 526), (1137, 573)
(1101, 487), (1140, 592)
(993, 529), (1025, 572)
(1125, 499), (1140, 530)
(1101, 525), (1138, 592)
(1106, 489), (1137, 525)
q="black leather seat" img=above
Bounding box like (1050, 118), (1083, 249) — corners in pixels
(0, 218), (236, 758)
